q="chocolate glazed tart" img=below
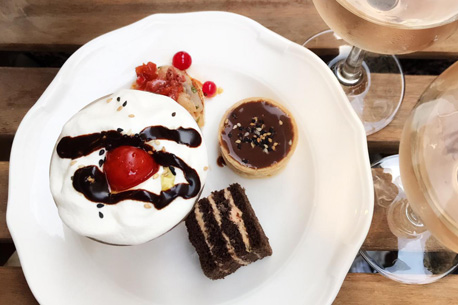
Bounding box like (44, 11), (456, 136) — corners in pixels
(218, 97), (298, 178)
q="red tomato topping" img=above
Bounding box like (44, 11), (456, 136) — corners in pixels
(135, 62), (184, 101)
(135, 62), (158, 83)
(172, 51), (192, 70)
(103, 146), (159, 192)
(202, 81), (217, 97)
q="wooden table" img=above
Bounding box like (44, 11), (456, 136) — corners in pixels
(1, 1), (458, 304)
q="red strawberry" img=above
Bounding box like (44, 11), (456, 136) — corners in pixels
(103, 146), (159, 192)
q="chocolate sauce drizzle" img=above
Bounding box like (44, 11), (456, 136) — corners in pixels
(72, 151), (200, 210)
(57, 126), (202, 210)
(57, 126), (201, 159)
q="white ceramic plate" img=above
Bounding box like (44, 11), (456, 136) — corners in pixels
(7, 12), (373, 305)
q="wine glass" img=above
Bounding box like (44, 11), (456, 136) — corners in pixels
(361, 61), (458, 284)
(304, 0), (458, 135)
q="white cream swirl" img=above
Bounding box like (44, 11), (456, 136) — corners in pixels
(50, 89), (208, 245)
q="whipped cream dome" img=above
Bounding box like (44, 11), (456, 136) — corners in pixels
(50, 89), (208, 245)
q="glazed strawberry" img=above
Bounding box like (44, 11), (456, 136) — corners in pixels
(103, 146), (159, 192)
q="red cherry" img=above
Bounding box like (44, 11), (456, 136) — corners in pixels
(202, 81), (217, 97)
(103, 146), (159, 192)
(172, 51), (192, 70)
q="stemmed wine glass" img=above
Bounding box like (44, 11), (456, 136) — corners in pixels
(361, 61), (458, 284)
(304, 0), (458, 135)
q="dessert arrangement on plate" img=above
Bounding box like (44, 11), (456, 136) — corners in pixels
(49, 51), (299, 279)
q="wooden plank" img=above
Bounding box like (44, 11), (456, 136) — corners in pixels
(0, 68), (436, 149)
(362, 168), (450, 252)
(0, 267), (38, 305)
(0, 162), (447, 249)
(1, 0), (458, 55)
(2, 267), (458, 305)
(0, 162), (10, 241)
(367, 74), (436, 153)
(334, 273), (458, 304)
(0, 67), (58, 157)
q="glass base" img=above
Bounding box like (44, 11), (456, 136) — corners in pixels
(361, 155), (458, 284)
(304, 30), (405, 135)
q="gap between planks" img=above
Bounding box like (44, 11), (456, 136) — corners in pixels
(1, 267), (458, 305)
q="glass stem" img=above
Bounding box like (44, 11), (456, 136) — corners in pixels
(335, 46), (366, 86)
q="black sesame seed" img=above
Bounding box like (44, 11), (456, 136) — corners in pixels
(172, 112), (176, 117)
(97, 204), (104, 209)
(99, 159), (104, 167)
(228, 133), (232, 138)
(238, 126), (243, 131)
(116, 97), (121, 102)
(99, 149), (105, 155)
(117, 128), (123, 132)
(269, 127), (274, 132)
(169, 166), (176, 176)
(242, 158), (248, 163)
(237, 144), (242, 149)
(231, 113), (238, 119)
(99, 212), (104, 219)
(122, 101), (127, 107)
(251, 118), (256, 123)
(268, 147), (273, 152)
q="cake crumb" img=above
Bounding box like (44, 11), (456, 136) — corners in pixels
(204, 166), (209, 171)
(106, 98), (112, 103)
(70, 160), (77, 166)
(217, 87), (224, 95)
(153, 173), (159, 179)
(144, 203), (152, 209)
(154, 140), (161, 145)
(116, 106), (123, 112)
(128, 114), (135, 118)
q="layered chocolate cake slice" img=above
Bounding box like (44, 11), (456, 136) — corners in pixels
(185, 183), (272, 280)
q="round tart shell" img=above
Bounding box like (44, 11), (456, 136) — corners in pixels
(218, 97), (298, 178)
